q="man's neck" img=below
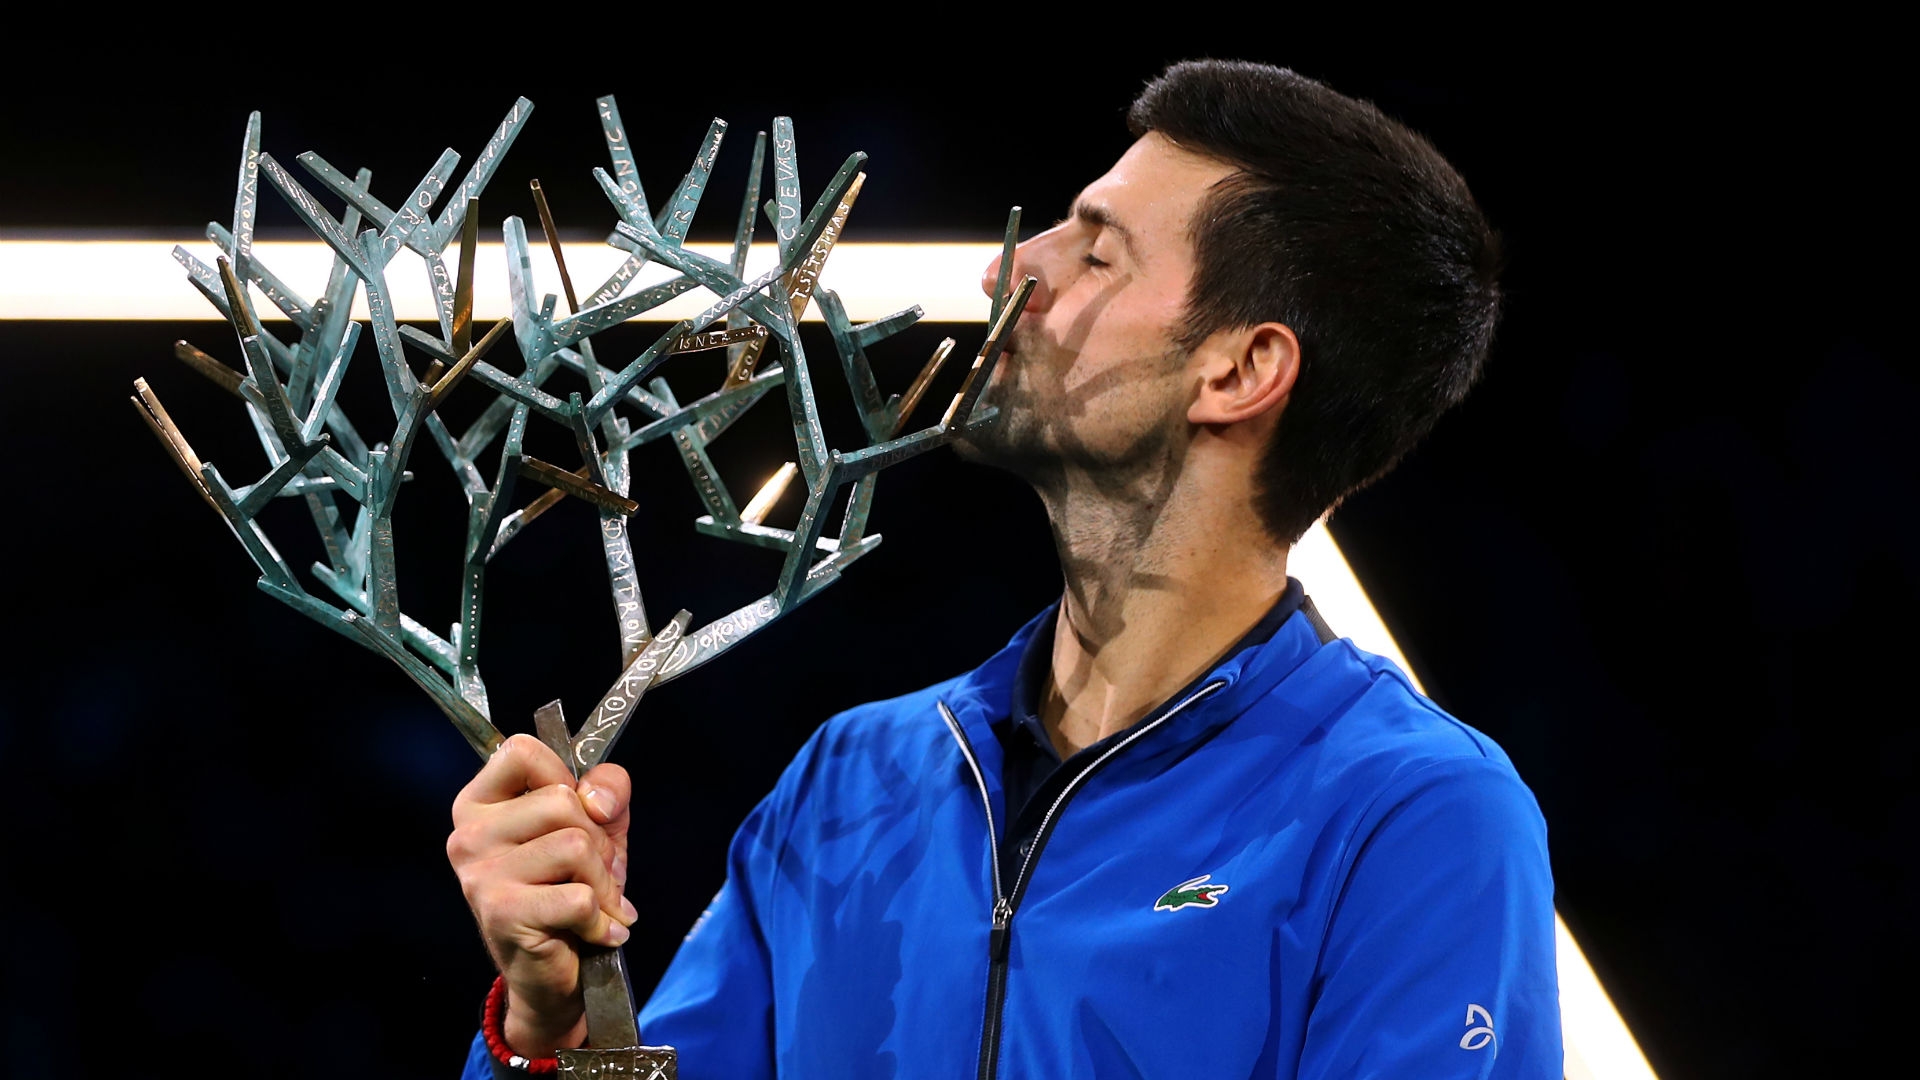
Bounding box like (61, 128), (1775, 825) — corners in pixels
(1035, 462), (1289, 759)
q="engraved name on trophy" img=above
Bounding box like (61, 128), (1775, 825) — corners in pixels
(131, 96), (1032, 1077)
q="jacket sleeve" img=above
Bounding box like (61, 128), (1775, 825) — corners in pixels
(1296, 757), (1562, 1080)
(458, 1029), (493, 1079)
(633, 789), (783, 1080)
(638, 715), (848, 1080)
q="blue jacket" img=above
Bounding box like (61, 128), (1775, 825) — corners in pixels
(465, 601), (1561, 1079)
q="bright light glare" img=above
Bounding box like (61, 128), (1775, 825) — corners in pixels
(0, 240), (1003, 322)
(1555, 914), (1660, 1080)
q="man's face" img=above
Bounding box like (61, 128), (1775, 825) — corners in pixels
(959, 133), (1236, 483)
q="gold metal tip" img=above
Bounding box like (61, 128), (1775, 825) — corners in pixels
(132, 379), (202, 473)
(515, 478), (572, 529)
(740, 461), (800, 525)
(721, 336), (768, 390)
(214, 255), (261, 339)
(173, 341), (246, 397)
(519, 456), (639, 516)
(452, 196), (481, 355)
(427, 318), (512, 409)
(987, 275), (1038, 344)
(940, 365), (982, 428)
(894, 338), (955, 436)
(131, 381), (219, 512)
(943, 277), (1034, 428)
(724, 170), (868, 392)
(530, 179), (581, 315)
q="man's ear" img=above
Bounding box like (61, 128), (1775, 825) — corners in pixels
(1187, 322), (1300, 426)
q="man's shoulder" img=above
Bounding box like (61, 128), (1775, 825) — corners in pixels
(820, 678), (960, 740)
(1251, 634), (1541, 831)
(745, 671), (984, 833)
(788, 670), (978, 776)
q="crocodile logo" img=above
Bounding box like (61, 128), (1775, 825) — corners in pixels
(1154, 874), (1230, 912)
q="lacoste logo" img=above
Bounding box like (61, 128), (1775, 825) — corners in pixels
(1154, 874), (1230, 912)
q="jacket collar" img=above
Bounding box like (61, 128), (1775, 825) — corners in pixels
(939, 582), (1333, 794)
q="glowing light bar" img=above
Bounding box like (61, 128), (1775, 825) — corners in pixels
(2, 235), (1657, 1079)
(0, 240), (1004, 322)
(1554, 915), (1660, 1080)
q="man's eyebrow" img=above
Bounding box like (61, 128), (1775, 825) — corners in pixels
(1070, 200), (1140, 260)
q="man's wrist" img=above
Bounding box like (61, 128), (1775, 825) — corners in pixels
(502, 983), (589, 1057)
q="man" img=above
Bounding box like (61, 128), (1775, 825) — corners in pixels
(451, 59), (1560, 1079)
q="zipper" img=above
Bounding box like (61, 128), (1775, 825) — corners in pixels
(937, 701), (1007, 1080)
(939, 680), (1228, 1080)
(981, 894), (1012, 1080)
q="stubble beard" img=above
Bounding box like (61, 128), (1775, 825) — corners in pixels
(955, 328), (1189, 497)
(953, 343), (1055, 483)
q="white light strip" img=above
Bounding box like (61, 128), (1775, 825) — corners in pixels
(1295, 521), (1659, 1080)
(4, 235), (1655, 1078)
(1554, 913), (1659, 1080)
(0, 239), (1004, 322)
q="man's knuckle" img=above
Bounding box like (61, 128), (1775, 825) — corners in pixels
(466, 878), (499, 916)
(494, 735), (525, 769)
(559, 883), (596, 922)
(556, 827), (592, 861)
(446, 825), (475, 863)
(538, 784), (577, 817)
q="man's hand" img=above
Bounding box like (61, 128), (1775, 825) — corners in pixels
(448, 734), (638, 1057)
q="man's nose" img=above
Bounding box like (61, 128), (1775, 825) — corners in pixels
(980, 242), (1052, 314)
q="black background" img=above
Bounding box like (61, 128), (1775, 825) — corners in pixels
(1, 40), (1907, 1080)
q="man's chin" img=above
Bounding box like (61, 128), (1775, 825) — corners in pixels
(952, 415), (1053, 482)
(951, 436), (1020, 472)
(951, 424), (998, 465)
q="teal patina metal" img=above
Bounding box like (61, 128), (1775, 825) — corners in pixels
(131, 95), (1033, 1073)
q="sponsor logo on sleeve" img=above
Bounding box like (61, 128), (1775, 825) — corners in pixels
(1460, 1004), (1495, 1050)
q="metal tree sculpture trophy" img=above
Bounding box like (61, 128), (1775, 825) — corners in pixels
(131, 96), (1032, 1078)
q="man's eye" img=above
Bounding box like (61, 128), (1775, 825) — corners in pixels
(1082, 253), (1109, 268)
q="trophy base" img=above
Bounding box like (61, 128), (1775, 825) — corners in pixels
(556, 1045), (676, 1079)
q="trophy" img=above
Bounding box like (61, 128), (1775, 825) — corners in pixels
(130, 95), (1032, 1077)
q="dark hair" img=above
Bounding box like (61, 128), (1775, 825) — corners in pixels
(1128, 60), (1503, 543)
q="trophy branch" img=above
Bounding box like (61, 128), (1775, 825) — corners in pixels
(131, 95), (1034, 1077)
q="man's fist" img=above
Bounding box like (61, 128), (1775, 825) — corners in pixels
(448, 734), (637, 1057)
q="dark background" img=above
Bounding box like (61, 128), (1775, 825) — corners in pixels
(1, 42), (1907, 1079)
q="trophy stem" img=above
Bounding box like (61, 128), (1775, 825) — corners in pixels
(579, 945), (641, 1047)
(530, 700), (675, 1073)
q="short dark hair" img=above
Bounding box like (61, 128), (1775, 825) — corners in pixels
(1128, 60), (1503, 543)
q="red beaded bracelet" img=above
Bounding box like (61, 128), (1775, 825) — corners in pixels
(482, 976), (560, 1074)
